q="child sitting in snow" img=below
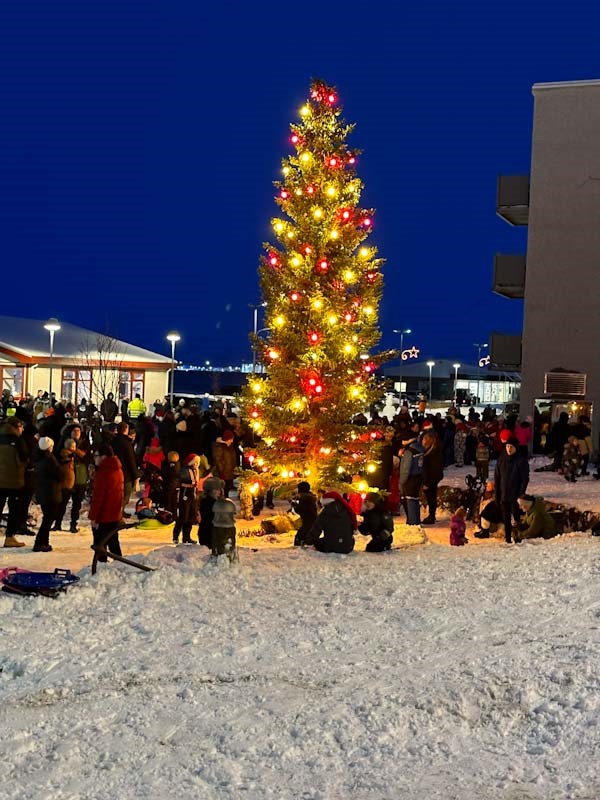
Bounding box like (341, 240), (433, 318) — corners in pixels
(450, 506), (468, 546)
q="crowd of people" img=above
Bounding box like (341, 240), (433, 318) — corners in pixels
(0, 389), (588, 558)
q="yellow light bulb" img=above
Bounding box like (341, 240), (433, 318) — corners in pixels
(275, 315), (285, 327)
(291, 256), (300, 266)
(281, 469), (289, 479)
(283, 166), (290, 176)
(313, 207), (323, 219)
(252, 421), (261, 431)
(352, 334), (358, 343)
(313, 299), (322, 310)
(337, 466), (345, 474)
(351, 387), (360, 398)
(300, 105), (310, 116)
(292, 399), (302, 410)
(328, 314), (337, 325)
(364, 306), (374, 316)
(344, 270), (355, 282)
(287, 231), (295, 239)
(252, 382), (261, 393)
(360, 247), (369, 257)
(301, 152), (311, 162)
(330, 229), (339, 240)
(295, 188), (302, 196)
(256, 397), (263, 405)
(326, 186), (336, 197)
(256, 457), (264, 467)
(358, 481), (368, 492)
(344, 343), (353, 354)
(367, 463), (376, 474)
(275, 222), (284, 232)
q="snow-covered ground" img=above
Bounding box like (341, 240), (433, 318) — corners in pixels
(2, 526), (600, 798)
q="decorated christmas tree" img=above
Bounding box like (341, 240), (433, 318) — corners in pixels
(239, 78), (393, 494)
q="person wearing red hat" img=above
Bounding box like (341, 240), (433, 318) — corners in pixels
(310, 491), (356, 554)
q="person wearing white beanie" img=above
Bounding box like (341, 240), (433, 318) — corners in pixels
(33, 436), (62, 552)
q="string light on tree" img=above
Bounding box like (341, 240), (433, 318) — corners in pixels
(239, 78), (394, 492)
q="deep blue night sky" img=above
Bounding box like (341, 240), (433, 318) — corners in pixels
(1, 2), (597, 365)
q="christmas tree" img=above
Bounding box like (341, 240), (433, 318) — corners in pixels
(240, 78), (393, 494)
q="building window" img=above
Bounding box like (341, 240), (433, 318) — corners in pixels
(61, 369), (93, 403)
(0, 366), (24, 398)
(119, 371), (145, 401)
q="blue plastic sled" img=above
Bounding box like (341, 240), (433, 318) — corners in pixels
(1, 568), (80, 598)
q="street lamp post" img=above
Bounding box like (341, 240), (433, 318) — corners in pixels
(473, 342), (488, 406)
(452, 363), (461, 403)
(392, 328), (412, 397)
(249, 302), (267, 375)
(166, 332), (181, 409)
(44, 318), (61, 404)
(426, 361), (435, 403)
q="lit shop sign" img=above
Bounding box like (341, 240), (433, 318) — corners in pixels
(401, 347), (420, 361)
(479, 355), (491, 368)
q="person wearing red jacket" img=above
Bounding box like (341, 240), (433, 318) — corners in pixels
(89, 443), (124, 561)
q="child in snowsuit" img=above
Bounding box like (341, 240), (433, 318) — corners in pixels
(198, 476), (222, 548)
(238, 482), (254, 521)
(358, 492), (394, 552)
(475, 436), (490, 482)
(211, 483), (237, 561)
(450, 506), (468, 546)
(474, 481), (503, 539)
(562, 436), (580, 482)
(291, 480), (319, 546)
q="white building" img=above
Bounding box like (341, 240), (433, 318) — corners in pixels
(0, 316), (171, 404)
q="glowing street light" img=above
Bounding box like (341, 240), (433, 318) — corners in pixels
(166, 331), (181, 409)
(473, 342), (488, 405)
(426, 360), (435, 403)
(393, 328), (412, 398)
(43, 318), (61, 403)
(452, 363), (461, 402)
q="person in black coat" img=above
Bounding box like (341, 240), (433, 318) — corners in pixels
(421, 430), (444, 525)
(100, 393), (118, 423)
(111, 422), (139, 517)
(548, 411), (571, 470)
(33, 437), (62, 552)
(494, 437), (530, 543)
(291, 480), (319, 546)
(358, 492), (394, 551)
(310, 491), (356, 554)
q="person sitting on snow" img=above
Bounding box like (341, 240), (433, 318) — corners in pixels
(474, 481), (504, 539)
(358, 492), (394, 552)
(513, 494), (556, 542)
(449, 506), (468, 546)
(291, 480), (319, 547)
(310, 490), (356, 554)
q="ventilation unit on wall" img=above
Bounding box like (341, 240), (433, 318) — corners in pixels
(544, 369), (587, 397)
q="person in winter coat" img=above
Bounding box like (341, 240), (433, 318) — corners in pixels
(211, 481), (237, 560)
(421, 431), (444, 525)
(89, 443), (125, 561)
(494, 437), (530, 544)
(454, 421), (467, 467)
(68, 425), (90, 532)
(197, 475), (222, 548)
(399, 433), (424, 526)
(0, 416), (27, 548)
(358, 492), (394, 551)
(575, 416), (593, 476)
(162, 451), (180, 519)
(111, 422), (139, 517)
(127, 393), (147, 422)
(514, 420), (532, 460)
(310, 490), (356, 554)
(475, 436), (490, 482)
(100, 393), (118, 423)
(213, 429), (237, 497)
(548, 412), (571, 470)
(173, 453), (202, 544)
(474, 481), (504, 539)
(513, 494), (556, 542)
(33, 437), (62, 552)
(53, 438), (76, 531)
(291, 480), (319, 546)
(449, 506), (468, 546)
(562, 436), (580, 482)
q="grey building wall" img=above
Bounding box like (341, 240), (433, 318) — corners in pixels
(521, 80), (600, 442)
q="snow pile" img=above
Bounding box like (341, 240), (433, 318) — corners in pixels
(2, 537), (600, 798)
